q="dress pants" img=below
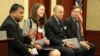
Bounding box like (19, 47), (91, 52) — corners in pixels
(80, 43), (95, 56)
(74, 48), (83, 56)
(50, 45), (75, 56)
(36, 50), (50, 56)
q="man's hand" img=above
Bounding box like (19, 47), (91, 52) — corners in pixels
(80, 41), (90, 50)
(66, 41), (74, 48)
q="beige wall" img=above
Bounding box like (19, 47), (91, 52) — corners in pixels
(0, 0), (56, 28)
(51, 0), (56, 16)
(0, 0), (28, 28)
(1, 0), (100, 31)
(86, 0), (100, 31)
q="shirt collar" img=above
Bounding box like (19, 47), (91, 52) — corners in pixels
(10, 16), (18, 24)
(54, 15), (59, 22)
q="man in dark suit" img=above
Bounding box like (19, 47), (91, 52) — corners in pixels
(64, 6), (95, 56)
(45, 5), (83, 56)
(0, 4), (30, 56)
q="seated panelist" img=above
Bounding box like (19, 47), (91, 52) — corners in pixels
(23, 3), (61, 56)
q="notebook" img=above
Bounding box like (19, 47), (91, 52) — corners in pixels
(62, 38), (80, 48)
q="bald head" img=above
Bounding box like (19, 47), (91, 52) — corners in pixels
(53, 5), (64, 20)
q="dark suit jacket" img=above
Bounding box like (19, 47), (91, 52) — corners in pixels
(45, 16), (68, 46)
(0, 16), (29, 56)
(64, 16), (84, 41)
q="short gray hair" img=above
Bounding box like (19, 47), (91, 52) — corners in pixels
(53, 5), (63, 12)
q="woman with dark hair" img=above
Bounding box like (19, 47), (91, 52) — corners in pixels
(23, 3), (61, 56)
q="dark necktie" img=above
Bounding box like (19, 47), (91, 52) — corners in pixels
(58, 20), (67, 39)
(75, 20), (81, 41)
(58, 21), (63, 32)
(16, 23), (22, 39)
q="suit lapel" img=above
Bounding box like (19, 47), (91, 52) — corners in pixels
(16, 23), (22, 38)
(70, 17), (77, 31)
(9, 16), (22, 39)
(52, 16), (59, 26)
(51, 16), (63, 32)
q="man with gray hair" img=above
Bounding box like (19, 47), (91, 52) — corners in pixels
(45, 5), (75, 56)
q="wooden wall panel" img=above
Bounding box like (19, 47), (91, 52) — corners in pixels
(57, 0), (74, 19)
(83, 0), (100, 56)
(43, 0), (51, 18)
(85, 31), (100, 56)
(29, 0), (51, 18)
(0, 41), (8, 56)
(83, 0), (87, 31)
(29, 0), (43, 16)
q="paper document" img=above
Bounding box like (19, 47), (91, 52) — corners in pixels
(35, 39), (45, 46)
(0, 31), (7, 40)
(31, 48), (38, 55)
(62, 38), (80, 48)
(42, 46), (55, 50)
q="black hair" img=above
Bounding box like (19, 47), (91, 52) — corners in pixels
(9, 3), (24, 13)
